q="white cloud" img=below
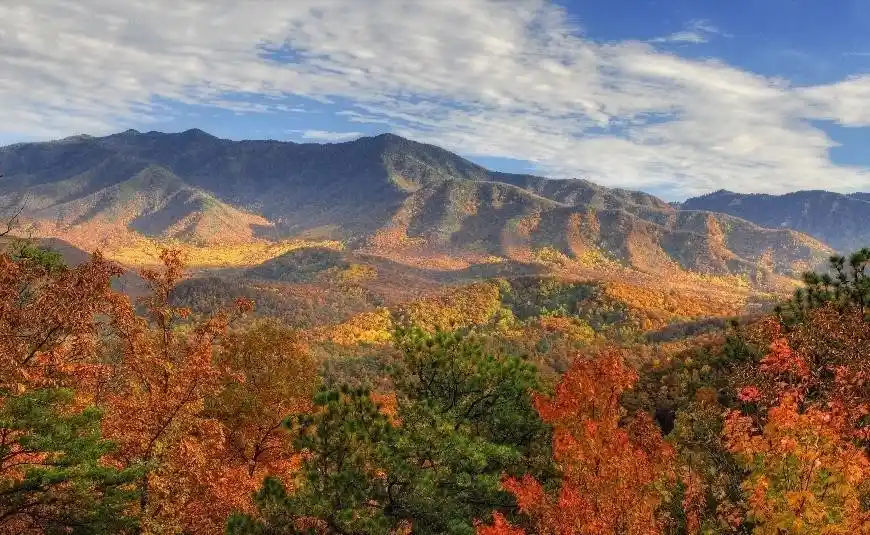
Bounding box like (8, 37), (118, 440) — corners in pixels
(650, 19), (729, 44)
(798, 76), (870, 126)
(289, 129), (363, 141)
(0, 0), (869, 197)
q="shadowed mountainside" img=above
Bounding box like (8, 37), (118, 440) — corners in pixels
(683, 189), (870, 253)
(0, 130), (832, 283)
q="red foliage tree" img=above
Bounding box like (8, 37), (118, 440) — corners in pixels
(725, 309), (870, 533)
(478, 349), (677, 535)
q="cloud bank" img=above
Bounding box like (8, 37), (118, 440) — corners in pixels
(2, 0), (870, 196)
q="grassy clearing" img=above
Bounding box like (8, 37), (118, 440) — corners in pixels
(105, 238), (345, 268)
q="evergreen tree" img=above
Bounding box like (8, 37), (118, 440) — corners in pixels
(778, 248), (870, 322)
(228, 387), (396, 535)
(0, 388), (139, 534)
(8, 241), (67, 273)
(1, 247), (137, 534)
(228, 328), (553, 535)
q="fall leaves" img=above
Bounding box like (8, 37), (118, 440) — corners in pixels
(1, 247), (314, 534)
(723, 309), (870, 533)
(98, 248), (243, 534)
(0, 250), (137, 534)
(98, 250), (314, 534)
(482, 351), (676, 535)
(3, 241), (870, 534)
(475, 351), (680, 535)
(0, 251), (122, 390)
(724, 395), (868, 533)
(476, 306), (870, 534)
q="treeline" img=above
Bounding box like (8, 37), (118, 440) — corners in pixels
(1, 244), (868, 534)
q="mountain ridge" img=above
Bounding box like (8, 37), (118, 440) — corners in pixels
(0, 129), (833, 288)
(683, 188), (870, 252)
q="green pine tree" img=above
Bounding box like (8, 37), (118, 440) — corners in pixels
(7, 239), (67, 273)
(0, 388), (140, 534)
(777, 247), (870, 322)
(228, 328), (553, 535)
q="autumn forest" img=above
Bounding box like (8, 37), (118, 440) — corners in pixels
(1, 219), (868, 535)
(1, 131), (869, 534)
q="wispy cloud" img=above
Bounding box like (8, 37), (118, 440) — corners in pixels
(288, 129), (364, 141)
(650, 19), (729, 44)
(0, 0), (869, 197)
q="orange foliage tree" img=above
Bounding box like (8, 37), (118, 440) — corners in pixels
(731, 309), (869, 449)
(0, 251), (139, 534)
(98, 249), (255, 534)
(0, 251), (122, 391)
(204, 318), (317, 517)
(3, 246), (318, 534)
(477, 349), (678, 535)
(210, 319), (316, 476)
(725, 395), (868, 533)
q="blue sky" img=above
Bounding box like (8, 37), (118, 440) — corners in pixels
(2, 0), (870, 199)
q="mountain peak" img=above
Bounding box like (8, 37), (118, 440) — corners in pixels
(372, 132), (403, 141)
(179, 128), (215, 138)
(360, 132), (412, 149)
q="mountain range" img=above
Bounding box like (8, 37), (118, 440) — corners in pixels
(0, 129), (842, 290)
(682, 189), (870, 253)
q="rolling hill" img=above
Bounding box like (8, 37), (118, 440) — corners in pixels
(361, 177), (829, 282)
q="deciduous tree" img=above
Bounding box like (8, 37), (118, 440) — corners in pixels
(201, 320), (317, 523)
(209, 319), (316, 477)
(478, 349), (677, 535)
(0, 250), (138, 534)
(725, 308), (870, 533)
(724, 395), (869, 534)
(99, 249), (252, 534)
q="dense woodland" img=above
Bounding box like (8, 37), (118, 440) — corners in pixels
(1, 232), (868, 534)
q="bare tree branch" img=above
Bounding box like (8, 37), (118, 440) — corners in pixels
(1, 204), (23, 238)
(0, 175), (31, 238)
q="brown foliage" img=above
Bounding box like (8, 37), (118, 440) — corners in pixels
(97, 249), (248, 534)
(210, 319), (316, 477)
(0, 252), (122, 392)
(0, 249), (130, 533)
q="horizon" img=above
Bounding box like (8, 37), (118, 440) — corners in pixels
(6, 126), (870, 202)
(3, 1), (870, 199)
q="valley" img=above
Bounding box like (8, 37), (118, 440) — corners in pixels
(5, 0), (870, 530)
(3, 131), (868, 534)
(0, 130), (836, 334)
